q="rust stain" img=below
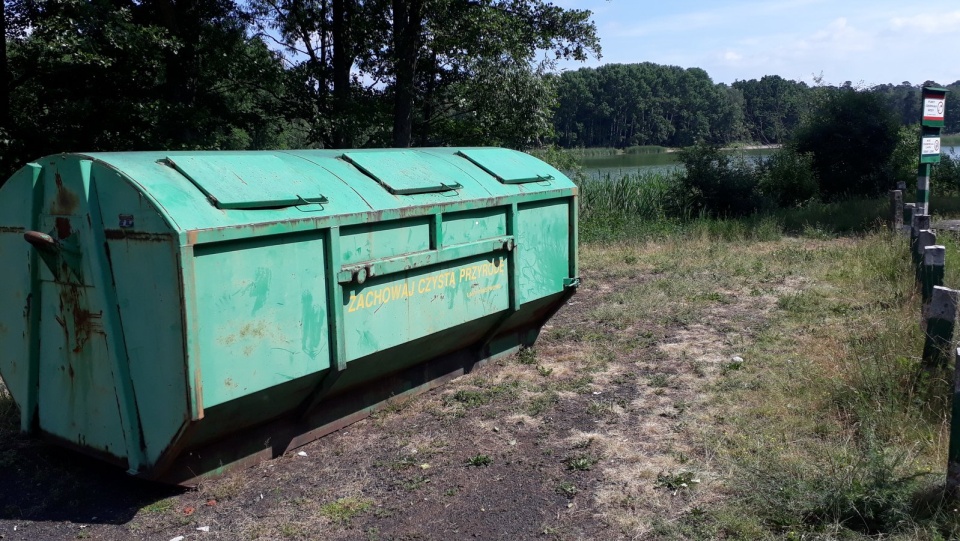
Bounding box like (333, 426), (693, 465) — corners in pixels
(51, 171), (79, 215)
(104, 230), (172, 242)
(55, 217), (72, 239)
(58, 284), (104, 353)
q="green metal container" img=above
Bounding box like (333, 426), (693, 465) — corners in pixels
(0, 148), (578, 484)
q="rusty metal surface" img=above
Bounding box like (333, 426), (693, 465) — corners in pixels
(0, 149), (579, 482)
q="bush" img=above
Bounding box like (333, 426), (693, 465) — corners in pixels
(793, 89), (901, 199)
(677, 142), (762, 217)
(932, 150), (960, 196)
(757, 148), (819, 207)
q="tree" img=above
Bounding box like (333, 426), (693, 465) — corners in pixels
(254, 0), (600, 148)
(793, 89), (901, 199)
(2, 0), (289, 178)
(732, 75), (809, 144)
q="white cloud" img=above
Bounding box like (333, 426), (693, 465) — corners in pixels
(890, 11), (960, 34)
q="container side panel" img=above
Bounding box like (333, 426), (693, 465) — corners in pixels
(441, 208), (507, 246)
(95, 166), (188, 464)
(35, 161), (127, 459)
(517, 200), (571, 304)
(343, 254), (509, 360)
(192, 233), (331, 409)
(340, 218), (431, 264)
(0, 167), (39, 408)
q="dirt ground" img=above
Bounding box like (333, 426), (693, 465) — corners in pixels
(0, 242), (777, 540)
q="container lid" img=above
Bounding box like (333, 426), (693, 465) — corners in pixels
(166, 154), (327, 209)
(342, 151), (462, 195)
(457, 149), (555, 184)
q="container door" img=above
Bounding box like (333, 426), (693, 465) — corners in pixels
(30, 162), (129, 462)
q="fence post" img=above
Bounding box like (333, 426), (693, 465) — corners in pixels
(923, 244), (947, 303)
(916, 230), (937, 284)
(922, 286), (960, 370)
(912, 215), (931, 268)
(949, 348), (960, 496)
(889, 190), (904, 231)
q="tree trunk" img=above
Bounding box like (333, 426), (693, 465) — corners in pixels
(0, 0), (8, 131)
(331, 0), (351, 148)
(392, 0), (423, 148)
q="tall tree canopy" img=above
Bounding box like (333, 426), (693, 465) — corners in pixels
(2, 0), (291, 176)
(249, 0), (600, 148)
(553, 63), (745, 149)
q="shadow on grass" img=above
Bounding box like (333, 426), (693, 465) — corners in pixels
(0, 392), (181, 525)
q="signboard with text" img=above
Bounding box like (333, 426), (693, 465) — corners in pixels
(922, 87), (948, 128)
(921, 134), (942, 164)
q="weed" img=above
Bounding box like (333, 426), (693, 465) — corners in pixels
(527, 391), (559, 416)
(279, 523), (304, 538)
(466, 454), (492, 467)
(556, 481), (578, 498)
(655, 471), (698, 491)
(142, 498), (175, 514)
(720, 360), (743, 375)
(400, 475), (430, 491)
(565, 454), (599, 472)
(516, 348), (537, 365)
(319, 497), (373, 525)
(536, 365), (554, 377)
(648, 373), (671, 388)
(445, 380), (519, 409)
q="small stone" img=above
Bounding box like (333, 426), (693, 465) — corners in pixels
(297, 451), (307, 457)
(197, 526), (211, 532)
(731, 356), (744, 363)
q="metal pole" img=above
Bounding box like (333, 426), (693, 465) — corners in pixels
(912, 215), (931, 269)
(917, 163), (932, 216)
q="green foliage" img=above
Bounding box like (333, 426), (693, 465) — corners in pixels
(891, 124), (921, 188)
(677, 143), (762, 217)
(732, 75), (811, 144)
(757, 148), (819, 207)
(466, 454), (492, 467)
(2, 0), (291, 177)
(933, 151), (960, 195)
(554, 63), (745, 148)
(319, 497), (373, 524)
(793, 89), (902, 199)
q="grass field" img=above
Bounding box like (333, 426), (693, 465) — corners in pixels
(3, 198), (960, 539)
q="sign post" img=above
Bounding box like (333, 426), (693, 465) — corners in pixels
(917, 86), (949, 216)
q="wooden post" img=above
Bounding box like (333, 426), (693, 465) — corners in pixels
(922, 286), (959, 370)
(916, 230), (937, 284)
(889, 190), (903, 231)
(949, 347), (960, 496)
(923, 245), (946, 304)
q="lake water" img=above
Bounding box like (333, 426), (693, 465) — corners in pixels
(576, 146), (960, 180)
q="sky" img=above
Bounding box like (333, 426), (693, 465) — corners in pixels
(550, 0), (960, 87)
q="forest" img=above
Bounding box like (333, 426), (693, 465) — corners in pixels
(1, 0), (958, 180)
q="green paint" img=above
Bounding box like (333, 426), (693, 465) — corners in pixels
(0, 148), (578, 480)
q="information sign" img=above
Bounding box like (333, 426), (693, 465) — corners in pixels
(921, 135), (942, 164)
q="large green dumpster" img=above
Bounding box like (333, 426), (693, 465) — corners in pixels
(0, 148), (578, 484)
